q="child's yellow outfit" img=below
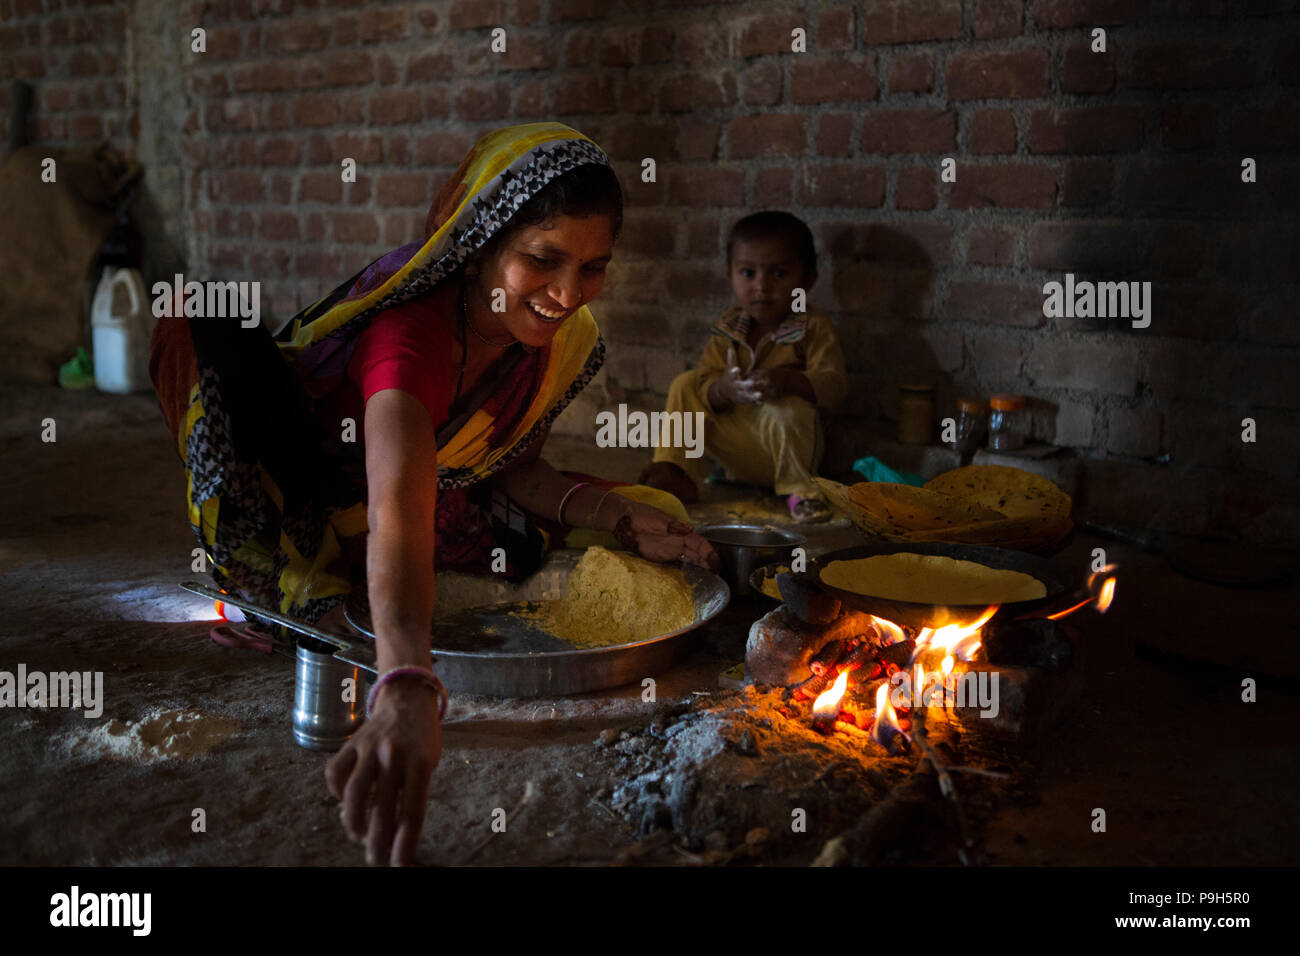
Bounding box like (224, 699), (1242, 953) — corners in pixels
(653, 307), (847, 497)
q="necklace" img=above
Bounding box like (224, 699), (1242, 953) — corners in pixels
(461, 291), (516, 349)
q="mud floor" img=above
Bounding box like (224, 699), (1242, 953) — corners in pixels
(2, 384), (1298, 866)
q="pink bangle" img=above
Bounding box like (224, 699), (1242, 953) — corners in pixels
(557, 481), (591, 525)
(366, 666), (449, 720)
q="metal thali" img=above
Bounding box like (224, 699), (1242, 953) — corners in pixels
(344, 549), (730, 697)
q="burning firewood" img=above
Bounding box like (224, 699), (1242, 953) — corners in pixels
(807, 639), (846, 677)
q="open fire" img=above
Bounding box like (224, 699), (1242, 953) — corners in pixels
(784, 564), (1118, 751)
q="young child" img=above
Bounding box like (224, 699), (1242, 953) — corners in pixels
(639, 211), (846, 523)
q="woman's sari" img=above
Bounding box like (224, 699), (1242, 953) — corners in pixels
(157, 123), (612, 624)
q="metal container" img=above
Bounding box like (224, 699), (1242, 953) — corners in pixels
(697, 524), (806, 599)
(293, 636), (368, 751)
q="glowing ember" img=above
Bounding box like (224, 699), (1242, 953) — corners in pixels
(813, 668), (849, 716)
(870, 682), (910, 754)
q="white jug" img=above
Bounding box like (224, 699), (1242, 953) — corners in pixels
(91, 266), (153, 394)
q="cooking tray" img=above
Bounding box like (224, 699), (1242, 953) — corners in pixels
(792, 541), (1076, 628)
(344, 549), (731, 697)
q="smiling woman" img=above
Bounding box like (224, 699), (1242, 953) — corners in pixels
(148, 122), (718, 866)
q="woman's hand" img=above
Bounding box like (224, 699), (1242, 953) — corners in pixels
(325, 677), (442, 866)
(611, 501), (719, 571)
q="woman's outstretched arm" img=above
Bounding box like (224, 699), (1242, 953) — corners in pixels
(326, 387), (443, 867)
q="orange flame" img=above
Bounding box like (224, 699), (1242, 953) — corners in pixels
(813, 669), (849, 716)
(873, 681), (902, 731)
(870, 615), (907, 645)
(1047, 565), (1118, 620)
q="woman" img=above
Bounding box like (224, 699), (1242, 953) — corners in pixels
(151, 122), (717, 865)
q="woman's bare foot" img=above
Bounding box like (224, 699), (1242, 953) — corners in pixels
(637, 461), (700, 504)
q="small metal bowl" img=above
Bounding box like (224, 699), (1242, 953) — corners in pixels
(697, 524), (806, 599)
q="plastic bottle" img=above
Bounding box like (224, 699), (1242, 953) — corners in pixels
(91, 265), (152, 394)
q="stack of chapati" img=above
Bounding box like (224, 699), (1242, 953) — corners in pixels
(816, 465), (1072, 552)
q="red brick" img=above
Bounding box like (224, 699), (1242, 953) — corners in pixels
(967, 226), (1016, 266)
(609, 120), (678, 161)
(727, 114), (806, 159)
(360, 8), (409, 42)
(1061, 45), (1113, 93)
(791, 56), (877, 104)
(209, 171), (265, 204)
(1060, 159), (1112, 207)
(661, 71), (737, 113)
(453, 81), (511, 120)
(975, 0), (1022, 39)
(948, 281), (1043, 328)
(615, 214), (676, 257)
(67, 49), (99, 76)
(292, 93), (340, 128)
(1026, 340), (1139, 395)
(897, 166), (938, 210)
(332, 132), (383, 164)
(969, 109), (1016, 153)
(621, 70), (655, 112)
(736, 12), (806, 58)
(1129, 42), (1253, 89)
(1028, 106), (1144, 153)
(407, 51), (453, 83)
(823, 221), (952, 267)
(370, 90), (422, 125)
(413, 128), (474, 165)
(676, 21), (724, 61)
(889, 52), (933, 93)
(1160, 104), (1217, 149)
(259, 211), (300, 242)
(1228, 99), (1300, 151)
(818, 6), (854, 51)
(668, 168), (745, 207)
(742, 61), (782, 106)
(344, 178), (373, 206)
(299, 171), (342, 203)
(384, 132), (412, 166)
(816, 113), (854, 157)
(231, 61), (298, 92)
(865, 0), (961, 44)
(754, 167), (793, 207)
(860, 109), (954, 154)
(513, 78), (548, 116)
(264, 18), (331, 54)
(1036, 0), (1151, 28)
(950, 164), (1056, 209)
(377, 173), (431, 207)
(204, 27), (243, 59)
(797, 164), (887, 207)
(553, 75), (615, 114)
(259, 137), (302, 166)
(947, 50), (1049, 99)
(70, 113), (103, 140)
(500, 34), (558, 71)
(677, 121), (719, 161)
(550, 0), (609, 21)
(330, 211), (380, 245)
(449, 0), (504, 31)
(600, 25), (674, 67)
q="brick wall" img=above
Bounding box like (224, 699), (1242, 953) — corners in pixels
(2, 0), (1297, 546)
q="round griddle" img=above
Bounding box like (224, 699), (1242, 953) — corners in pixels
(793, 541), (1076, 628)
(345, 549), (731, 697)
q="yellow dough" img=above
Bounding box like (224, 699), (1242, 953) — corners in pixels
(524, 546), (696, 647)
(819, 553), (1046, 605)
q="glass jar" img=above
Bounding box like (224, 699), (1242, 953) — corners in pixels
(950, 398), (988, 455)
(988, 394), (1027, 451)
(897, 384), (936, 444)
